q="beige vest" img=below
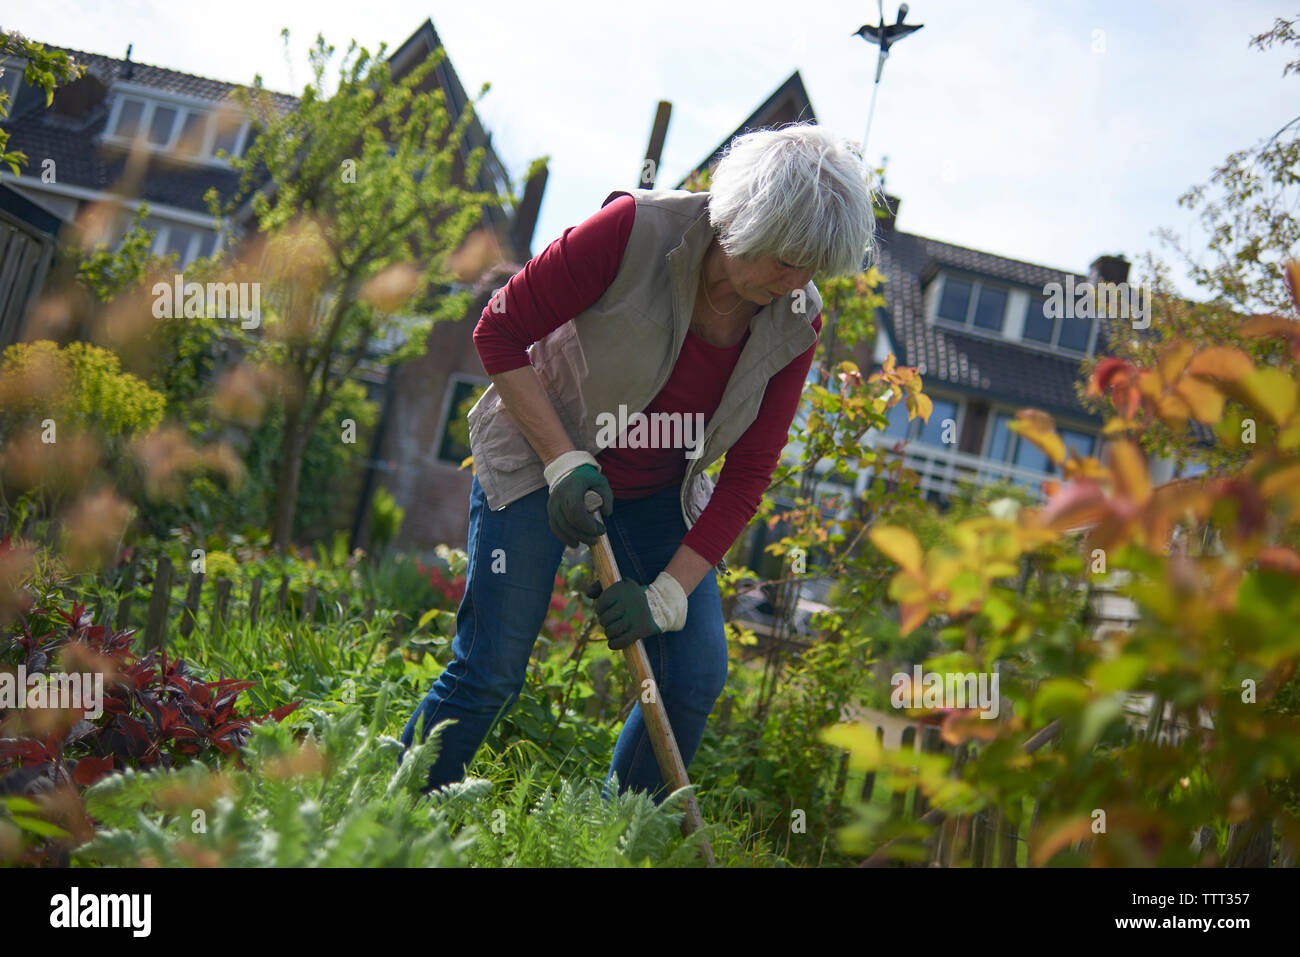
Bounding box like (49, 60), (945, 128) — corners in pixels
(465, 188), (822, 573)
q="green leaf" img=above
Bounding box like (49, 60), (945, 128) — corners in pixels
(11, 815), (70, 839)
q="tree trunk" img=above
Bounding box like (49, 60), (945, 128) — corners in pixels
(271, 401), (312, 552)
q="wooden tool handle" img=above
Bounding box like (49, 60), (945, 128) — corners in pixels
(584, 490), (715, 866)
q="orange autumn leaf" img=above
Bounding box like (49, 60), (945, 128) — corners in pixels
(1257, 546), (1300, 578)
(1239, 314), (1299, 338)
(1186, 346), (1254, 384)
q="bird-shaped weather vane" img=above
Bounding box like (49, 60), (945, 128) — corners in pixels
(854, 2), (924, 169)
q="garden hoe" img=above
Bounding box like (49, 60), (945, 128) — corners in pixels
(584, 490), (716, 867)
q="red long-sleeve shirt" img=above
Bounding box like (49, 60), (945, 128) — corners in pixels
(472, 193), (821, 567)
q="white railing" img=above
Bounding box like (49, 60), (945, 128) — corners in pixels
(783, 431), (1055, 505)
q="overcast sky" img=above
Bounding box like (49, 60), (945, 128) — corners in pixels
(4, 0), (1296, 297)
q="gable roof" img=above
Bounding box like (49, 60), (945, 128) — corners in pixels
(676, 71), (816, 186)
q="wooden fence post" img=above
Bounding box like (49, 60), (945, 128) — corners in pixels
(178, 568), (204, 639)
(114, 552), (139, 632)
(585, 657), (613, 719)
(142, 555), (174, 652)
(998, 797), (1020, 867)
(213, 577), (232, 638)
(829, 750), (851, 826)
(860, 725), (885, 804)
(248, 576), (263, 628)
(937, 743), (970, 867)
(891, 726), (916, 825)
(301, 585), (318, 624)
(1226, 815), (1274, 867)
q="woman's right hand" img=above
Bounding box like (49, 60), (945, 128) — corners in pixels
(547, 463), (614, 547)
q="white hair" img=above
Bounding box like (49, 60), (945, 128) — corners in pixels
(707, 122), (879, 277)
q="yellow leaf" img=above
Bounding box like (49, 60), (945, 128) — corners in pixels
(1108, 440), (1151, 505)
(1174, 376), (1225, 424)
(911, 392), (933, 422)
(1238, 367), (1298, 425)
(1278, 420), (1300, 451)
(870, 524), (922, 571)
(1009, 409), (1066, 465)
(1156, 341), (1196, 382)
(1261, 463), (1300, 499)
(821, 722), (884, 770)
(887, 569), (928, 603)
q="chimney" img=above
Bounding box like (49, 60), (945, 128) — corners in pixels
(509, 162), (548, 262)
(875, 193), (901, 233)
(1089, 254), (1130, 285)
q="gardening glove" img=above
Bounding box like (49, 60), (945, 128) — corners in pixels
(585, 571), (688, 650)
(545, 451), (614, 547)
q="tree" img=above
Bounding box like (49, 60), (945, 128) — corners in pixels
(207, 30), (520, 550)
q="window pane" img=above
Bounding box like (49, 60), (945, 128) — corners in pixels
(937, 278), (971, 324)
(1013, 436), (1050, 473)
(883, 399), (911, 439)
(439, 381), (488, 462)
(988, 413), (1012, 462)
(917, 399), (957, 447)
(164, 226), (196, 262)
(212, 117), (241, 157)
(114, 98), (143, 139)
(972, 286), (1007, 332)
(177, 111), (206, 154)
(1060, 429), (1094, 459)
(1023, 297), (1055, 343)
(148, 105), (177, 145)
(1058, 314), (1092, 352)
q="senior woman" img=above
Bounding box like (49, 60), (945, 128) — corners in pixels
(399, 122), (876, 803)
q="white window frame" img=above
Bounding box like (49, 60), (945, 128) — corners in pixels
(930, 270), (1100, 359)
(136, 216), (219, 269)
(103, 85), (249, 167)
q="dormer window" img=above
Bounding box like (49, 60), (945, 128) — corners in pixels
(935, 274), (1010, 334)
(106, 91), (246, 164)
(1022, 294), (1095, 355)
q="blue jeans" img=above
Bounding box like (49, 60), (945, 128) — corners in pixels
(398, 473), (729, 804)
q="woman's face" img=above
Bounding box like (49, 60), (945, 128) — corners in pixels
(718, 249), (817, 306)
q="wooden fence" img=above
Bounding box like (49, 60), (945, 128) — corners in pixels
(62, 551), (395, 654)
(794, 714), (1296, 868)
